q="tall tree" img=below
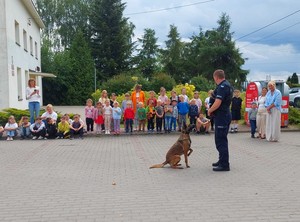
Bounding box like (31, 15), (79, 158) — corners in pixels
(291, 73), (299, 84)
(90, 0), (135, 81)
(135, 29), (160, 78)
(43, 32), (94, 105)
(183, 13), (248, 87)
(161, 25), (186, 83)
(36, 0), (90, 50)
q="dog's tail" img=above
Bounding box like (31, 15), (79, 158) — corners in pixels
(149, 162), (166, 169)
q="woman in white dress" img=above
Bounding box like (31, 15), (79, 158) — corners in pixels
(265, 81), (282, 142)
(256, 87), (268, 139)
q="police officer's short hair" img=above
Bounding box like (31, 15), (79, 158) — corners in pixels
(213, 69), (225, 79)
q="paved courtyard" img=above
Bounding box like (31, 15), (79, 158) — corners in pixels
(0, 132), (300, 222)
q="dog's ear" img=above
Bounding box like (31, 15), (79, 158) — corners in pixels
(183, 123), (187, 130)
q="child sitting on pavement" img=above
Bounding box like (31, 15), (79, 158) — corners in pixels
(0, 125), (4, 139)
(69, 114), (84, 139)
(4, 115), (18, 141)
(19, 116), (31, 139)
(196, 113), (210, 134)
(45, 118), (57, 139)
(56, 116), (70, 139)
(30, 116), (46, 140)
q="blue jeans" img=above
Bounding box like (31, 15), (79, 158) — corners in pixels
(164, 116), (172, 131)
(178, 114), (187, 130)
(250, 119), (257, 136)
(125, 119), (133, 133)
(171, 117), (177, 131)
(20, 126), (31, 137)
(29, 102), (40, 124)
(7, 130), (17, 137)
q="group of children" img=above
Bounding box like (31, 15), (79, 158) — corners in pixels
(83, 91), (212, 136)
(0, 113), (85, 141)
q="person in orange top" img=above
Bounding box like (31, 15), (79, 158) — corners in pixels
(131, 84), (145, 131)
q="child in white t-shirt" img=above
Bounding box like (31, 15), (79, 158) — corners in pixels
(4, 116), (18, 141)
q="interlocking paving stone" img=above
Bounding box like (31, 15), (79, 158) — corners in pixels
(0, 132), (299, 221)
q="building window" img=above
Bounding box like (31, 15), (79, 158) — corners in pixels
(23, 30), (28, 51)
(30, 36), (33, 56)
(15, 21), (20, 45)
(17, 68), (23, 101)
(35, 41), (38, 59)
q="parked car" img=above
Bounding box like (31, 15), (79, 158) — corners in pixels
(289, 87), (300, 108)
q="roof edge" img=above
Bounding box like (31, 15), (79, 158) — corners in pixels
(21, 0), (45, 29)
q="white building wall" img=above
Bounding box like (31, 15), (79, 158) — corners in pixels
(0, 0), (9, 110)
(1, 0), (42, 110)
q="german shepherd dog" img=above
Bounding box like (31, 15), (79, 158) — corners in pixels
(149, 124), (195, 169)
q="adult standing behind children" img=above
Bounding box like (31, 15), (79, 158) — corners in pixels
(256, 87), (268, 139)
(265, 81), (282, 142)
(131, 84), (145, 131)
(208, 69), (232, 172)
(26, 78), (41, 123)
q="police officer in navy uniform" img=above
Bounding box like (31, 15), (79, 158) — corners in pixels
(208, 69), (233, 171)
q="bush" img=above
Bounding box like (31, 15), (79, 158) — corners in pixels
(289, 107), (300, 125)
(101, 74), (136, 96)
(150, 73), (176, 93)
(191, 75), (216, 92)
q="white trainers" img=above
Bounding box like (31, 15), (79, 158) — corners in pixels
(38, 136), (44, 140)
(32, 136), (37, 140)
(107, 130), (110, 134)
(6, 137), (10, 141)
(10, 137), (13, 141)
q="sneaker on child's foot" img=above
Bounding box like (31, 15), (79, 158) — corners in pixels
(38, 136), (44, 140)
(32, 136), (37, 140)
(234, 128), (238, 133)
(6, 137), (10, 141)
(230, 128), (234, 133)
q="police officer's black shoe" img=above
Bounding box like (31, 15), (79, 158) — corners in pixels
(213, 165), (230, 171)
(212, 161), (219, 167)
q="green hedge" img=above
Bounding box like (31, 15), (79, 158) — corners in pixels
(0, 108), (73, 126)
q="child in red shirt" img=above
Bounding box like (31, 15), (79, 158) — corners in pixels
(124, 102), (135, 133)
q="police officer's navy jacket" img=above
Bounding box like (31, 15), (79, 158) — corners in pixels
(213, 80), (233, 116)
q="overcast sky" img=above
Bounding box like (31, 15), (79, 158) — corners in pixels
(123, 0), (300, 82)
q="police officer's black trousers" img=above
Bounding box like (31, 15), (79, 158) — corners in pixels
(214, 113), (231, 167)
